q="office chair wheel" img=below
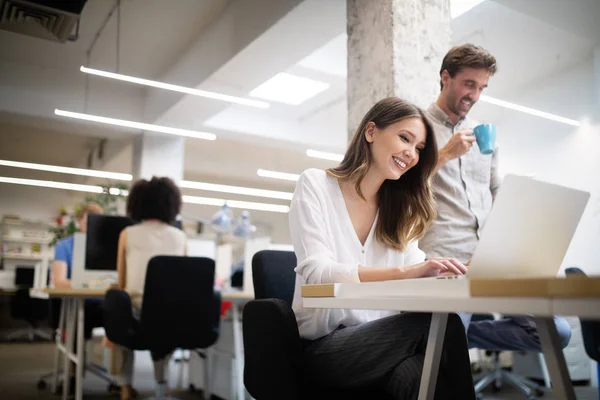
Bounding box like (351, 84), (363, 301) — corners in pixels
(491, 381), (502, 392)
(36, 379), (47, 390)
(107, 383), (120, 393)
(535, 388), (545, 397)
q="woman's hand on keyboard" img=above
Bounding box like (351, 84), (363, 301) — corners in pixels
(406, 258), (468, 278)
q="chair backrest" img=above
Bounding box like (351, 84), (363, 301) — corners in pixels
(140, 256), (220, 354)
(15, 267), (34, 288)
(252, 250), (297, 305)
(565, 267), (600, 361)
(11, 267), (48, 321)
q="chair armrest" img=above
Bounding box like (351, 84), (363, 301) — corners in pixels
(242, 299), (302, 400)
(212, 290), (222, 334)
(581, 319), (600, 362)
(103, 288), (139, 348)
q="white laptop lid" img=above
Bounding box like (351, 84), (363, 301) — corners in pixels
(469, 175), (590, 279)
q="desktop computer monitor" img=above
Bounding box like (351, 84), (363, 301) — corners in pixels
(71, 214), (135, 288)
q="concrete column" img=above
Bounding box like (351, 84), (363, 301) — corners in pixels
(131, 133), (184, 184)
(347, 0), (451, 139)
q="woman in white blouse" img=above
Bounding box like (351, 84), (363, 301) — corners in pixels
(289, 97), (474, 399)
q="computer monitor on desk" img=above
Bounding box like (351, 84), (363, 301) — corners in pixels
(71, 215), (135, 288)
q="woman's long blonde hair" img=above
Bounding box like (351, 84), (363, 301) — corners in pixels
(327, 97), (438, 251)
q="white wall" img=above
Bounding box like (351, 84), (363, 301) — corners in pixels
(478, 59), (600, 274)
(0, 184), (82, 222)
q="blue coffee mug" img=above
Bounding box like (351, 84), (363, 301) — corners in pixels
(473, 124), (496, 155)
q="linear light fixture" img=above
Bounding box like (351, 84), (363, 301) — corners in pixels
(182, 195), (289, 213)
(0, 160), (132, 181)
(180, 180), (293, 200)
(306, 149), (344, 162)
(256, 169), (300, 182)
(479, 95), (581, 127)
(80, 66), (270, 109)
(0, 176), (288, 213)
(0, 159), (293, 202)
(54, 109), (217, 140)
(0, 176), (104, 193)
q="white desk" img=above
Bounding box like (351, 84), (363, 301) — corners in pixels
(31, 288), (106, 400)
(31, 288), (254, 400)
(303, 281), (600, 400)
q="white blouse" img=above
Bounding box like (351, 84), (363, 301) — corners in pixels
(125, 221), (187, 305)
(290, 169), (426, 340)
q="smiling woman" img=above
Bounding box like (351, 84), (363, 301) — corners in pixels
(287, 97), (474, 399)
(327, 97), (438, 252)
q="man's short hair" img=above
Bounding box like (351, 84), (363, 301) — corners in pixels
(76, 202), (104, 219)
(440, 43), (497, 90)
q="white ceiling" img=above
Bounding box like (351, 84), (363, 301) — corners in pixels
(0, 0), (598, 199)
(0, 0), (229, 78)
(172, 0), (599, 159)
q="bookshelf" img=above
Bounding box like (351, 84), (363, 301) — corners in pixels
(1, 217), (53, 270)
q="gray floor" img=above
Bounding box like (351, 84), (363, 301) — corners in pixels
(0, 342), (596, 399)
(0, 342), (206, 400)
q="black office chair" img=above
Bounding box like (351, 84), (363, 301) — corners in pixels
(565, 267), (600, 400)
(8, 267), (52, 341)
(103, 256), (221, 399)
(471, 313), (545, 400)
(243, 250), (393, 400)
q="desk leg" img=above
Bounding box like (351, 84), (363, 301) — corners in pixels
(75, 299), (84, 400)
(534, 317), (576, 400)
(63, 299), (75, 400)
(52, 300), (66, 393)
(418, 312), (448, 400)
(232, 305), (245, 400)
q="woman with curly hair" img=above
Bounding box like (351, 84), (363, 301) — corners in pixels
(116, 176), (187, 400)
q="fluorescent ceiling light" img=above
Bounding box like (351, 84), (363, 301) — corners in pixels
(249, 72), (330, 105)
(80, 66), (270, 109)
(451, 0), (485, 18)
(55, 109), (217, 140)
(257, 169), (300, 182)
(0, 159), (132, 181)
(180, 180), (293, 200)
(182, 195), (289, 213)
(109, 187), (129, 196)
(0, 176), (288, 213)
(0, 159), (292, 201)
(479, 95), (581, 127)
(0, 176), (104, 193)
(306, 149), (343, 162)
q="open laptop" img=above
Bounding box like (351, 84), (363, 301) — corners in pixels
(453, 174), (590, 279)
(303, 175), (590, 300)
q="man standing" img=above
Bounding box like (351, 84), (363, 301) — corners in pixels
(420, 43), (571, 351)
